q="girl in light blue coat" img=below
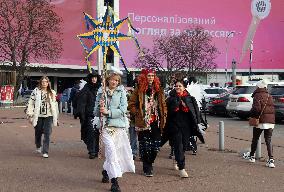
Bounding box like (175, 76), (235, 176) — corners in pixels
(94, 71), (135, 192)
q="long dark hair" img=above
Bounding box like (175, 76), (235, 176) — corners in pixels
(38, 76), (53, 99)
(86, 72), (101, 89)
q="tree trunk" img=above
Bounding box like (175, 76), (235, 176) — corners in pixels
(13, 72), (25, 104)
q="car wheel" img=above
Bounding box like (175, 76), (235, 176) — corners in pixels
(275, 118), (283, 124)
(227, 112), (236, 118)
(238, 115), (248, 120)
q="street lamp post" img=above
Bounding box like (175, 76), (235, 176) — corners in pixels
(249, 40), (253, 81)
(225, 32), (235, 83)
(232, 59), (237, 88)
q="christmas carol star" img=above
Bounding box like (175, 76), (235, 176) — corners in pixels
(77, 8), (133, 66)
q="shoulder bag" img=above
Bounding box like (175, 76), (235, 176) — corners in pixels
(249, 95), (269, 127)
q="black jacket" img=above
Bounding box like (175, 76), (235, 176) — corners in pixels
(165, 90), (201, 137)
(69, 84), (80, 104)
(76, 83), (99, 122)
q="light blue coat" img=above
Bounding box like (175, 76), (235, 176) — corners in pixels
(93, 85), (128, 128)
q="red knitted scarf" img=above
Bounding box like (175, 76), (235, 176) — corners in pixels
(175, 90), (190, 112)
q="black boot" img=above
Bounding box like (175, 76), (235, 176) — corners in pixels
(169, 147), (174, 159)
(143, 162), (153, 177)
(89, 153), (98, 159)
(110, 178), (121, 192)
(101, 170), (109, 183)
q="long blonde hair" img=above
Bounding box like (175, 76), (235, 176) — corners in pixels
(38, 76), (53, 99)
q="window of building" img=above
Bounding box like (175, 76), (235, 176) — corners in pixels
(104, 0), (114, 8)
(106, 48), (114, 64)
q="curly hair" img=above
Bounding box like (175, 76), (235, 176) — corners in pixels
(137, 73), (161, 93)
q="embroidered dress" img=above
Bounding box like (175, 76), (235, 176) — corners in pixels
(102, 127), (135, 179)
(101, 87), (135, 179)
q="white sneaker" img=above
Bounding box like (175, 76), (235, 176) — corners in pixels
(173, 162), (179, 170)
(248, 156), (255, 163)
(42, 153), (49, 158)
(179, 169), (189, 178)
(242, 151), (250, 159)
(266, 159), (275, 168)
(35, 147), (42, 154)
(243, 153), (255, 163)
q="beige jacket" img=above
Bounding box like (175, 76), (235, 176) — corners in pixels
(26, 87), (58, 127)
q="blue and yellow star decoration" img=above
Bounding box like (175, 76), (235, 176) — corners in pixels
(77, 6), (140, 74)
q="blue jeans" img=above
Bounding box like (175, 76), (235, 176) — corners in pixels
(129, 126), (138, 157)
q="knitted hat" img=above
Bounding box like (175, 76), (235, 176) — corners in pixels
(256, 79), (268, 88)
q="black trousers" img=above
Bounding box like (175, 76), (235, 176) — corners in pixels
(171, 131), (185, 170)
(80, 117), (100, 155)
(250, 127), (273, 159)
(34, 117), (53, 154)
(138, 122), (161, 171)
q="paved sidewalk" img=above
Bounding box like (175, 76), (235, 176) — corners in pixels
(0, 108), (283, 192)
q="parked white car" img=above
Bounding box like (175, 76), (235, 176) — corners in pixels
(204, 87), (228, 102)
(226, 84), (256, 119)
(226, 82), (284, 119)
(203, 87), (228, 110)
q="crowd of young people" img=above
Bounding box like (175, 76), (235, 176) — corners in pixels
(26, 70), (276, 192)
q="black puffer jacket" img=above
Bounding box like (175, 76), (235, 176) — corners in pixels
(250, 88), (275, 124)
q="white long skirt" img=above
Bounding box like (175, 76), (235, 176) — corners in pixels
(102, 128), (135, 179)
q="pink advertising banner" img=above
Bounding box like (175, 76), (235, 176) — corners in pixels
(51, 0), (97, 66)
(119, 0), (284, 70)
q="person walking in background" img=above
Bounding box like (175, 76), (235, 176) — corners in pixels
(26, 76), (59, 158)
(126, 88), (138, 160)
(69, 80), (80, 119)
(94, 69), (135, 192)
(128, 68), (167, 177)
(164, 78), (203, 178)
(186, 76), (207, 153)
(244, 80), (276, 168)
(76, 72), (101, 159)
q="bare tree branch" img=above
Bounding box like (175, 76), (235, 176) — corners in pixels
(0, 0), (63, 100)
(134, 26), (219, 85)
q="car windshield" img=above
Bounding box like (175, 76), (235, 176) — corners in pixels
(270, 86), (284, 95)
(232, 86), (257, 94)
(204, 89), (226, 94)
